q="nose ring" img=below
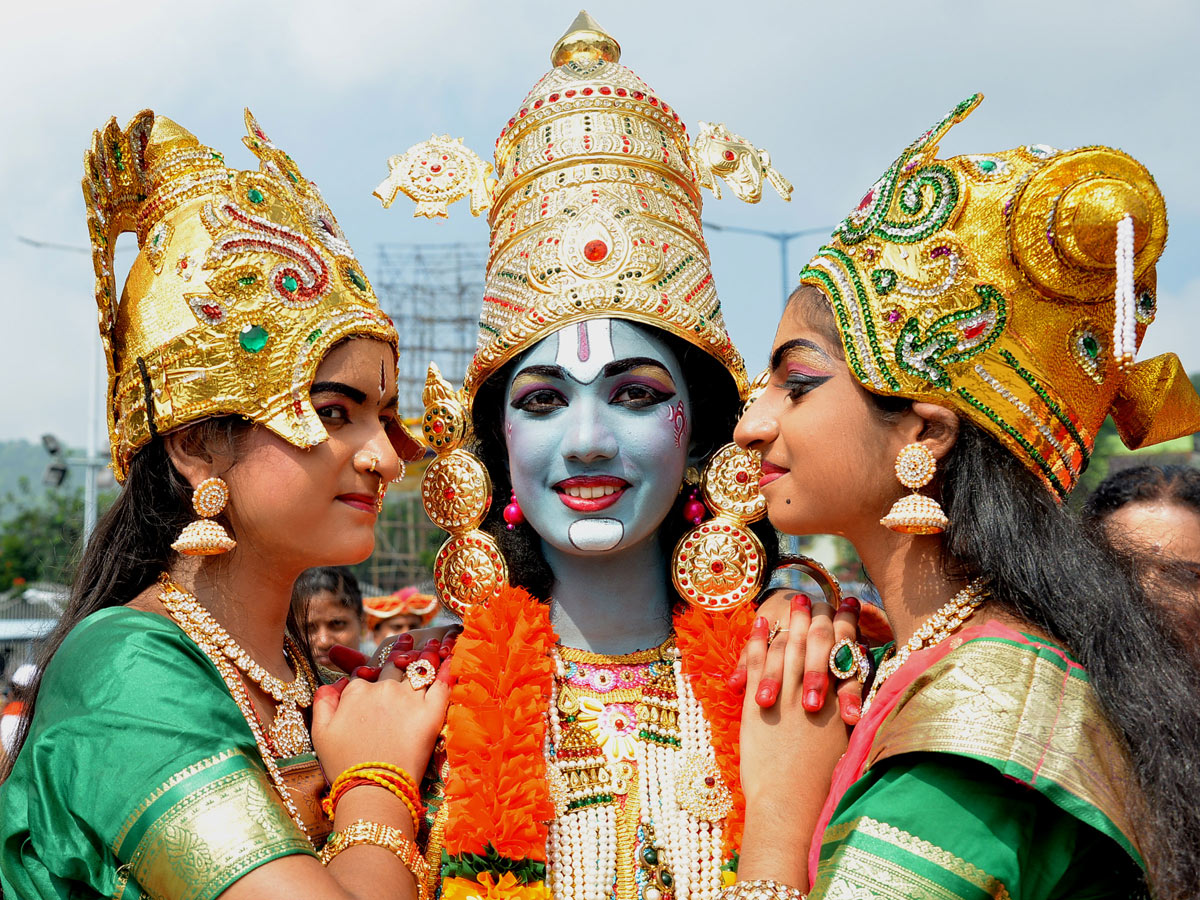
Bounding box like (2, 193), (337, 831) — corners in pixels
(367, 454), (380, 474)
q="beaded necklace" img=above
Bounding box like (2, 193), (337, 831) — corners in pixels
(546, 639), (730, 900)
(861, 577), (988, 716)
(157, 575), (317, 844)
(157, 574), (315, 756)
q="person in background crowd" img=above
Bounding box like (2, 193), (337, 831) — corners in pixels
(363, 587), (438, 649)
(1084, 464), (1200, 587)
(1, 664), (37, 761)
(292, 567), (366, 674)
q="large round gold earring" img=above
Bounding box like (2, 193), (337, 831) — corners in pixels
(420, 363), (508, 618)
(171, 476), (237, 556)
(880, 443), (949, 534)
(671, 443), (767, 611)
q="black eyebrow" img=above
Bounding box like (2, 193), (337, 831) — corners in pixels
(770, 338), (830, 371)
(511, 364), (567, 382)
(601, 357), (673, 378)
(310, 381), (368, 404)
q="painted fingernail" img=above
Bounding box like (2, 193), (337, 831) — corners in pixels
(754, 616), (768, 632)
(840, 596), (860, 612)
(756, 679), (779, 707)
(839, 692), (861, 723)
(353, 665), (381, 682)
(393, 633), (415, 650)
(329, 645), (367, 672)
(791, 593), (811, 611)
(802, 671), (827, 711)
(439, 646), (451, 659)
(420, 649), (440, 666)
(726, 669), (747, 690)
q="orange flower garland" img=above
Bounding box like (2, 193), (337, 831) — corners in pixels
(443, 585), (558, 861)
(673, 602), (757, 858)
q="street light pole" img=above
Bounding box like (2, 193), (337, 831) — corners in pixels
(701, 222), (832, 308)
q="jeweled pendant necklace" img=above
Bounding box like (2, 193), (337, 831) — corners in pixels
(157, 574), (315, 844)
(861, 577), (988, 716)
(157, 574), (315, 757)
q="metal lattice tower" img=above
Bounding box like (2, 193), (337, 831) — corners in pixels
(374, 242), (488, 417)
(361, 243), (487, 593)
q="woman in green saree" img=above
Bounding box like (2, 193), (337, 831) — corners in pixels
(0, 110), (441, 900)
(727, 96), (1200, 899)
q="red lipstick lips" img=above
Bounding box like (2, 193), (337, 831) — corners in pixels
(337, 492), (377, 513)
(758, 461), (788, 489)
(554, 475), (629, 512)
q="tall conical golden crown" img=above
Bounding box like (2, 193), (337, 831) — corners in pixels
(377, 11), (793, 405)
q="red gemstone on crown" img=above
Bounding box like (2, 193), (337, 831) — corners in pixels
(711, 560), (725, 574)
(583, 239), (609, 262)
(431, 420), (445, 433)
(429, 164), (442, 174)
(704, 776), (716, 787)
(444, 489), (456, 501)
(722, 149), (735, 162)
(734, 470), (748, 484)
(857, 189), (875, 212)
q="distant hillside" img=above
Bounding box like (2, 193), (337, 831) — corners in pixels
(0, 439), (60, 520)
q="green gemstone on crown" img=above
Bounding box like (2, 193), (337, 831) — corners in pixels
(1081, 335), (1099, 359)
(347, 268), (367, 291)
(977, 159), (997, 173)
(247, 188), (265, 204)
(239, 324), (269, 353)
(282, 275), (298, 293)
(642, 848), (659, 866)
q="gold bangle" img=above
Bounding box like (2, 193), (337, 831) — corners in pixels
(335, 772), (423, 832)
(338, 761), (418, 789)
(720, 880), (807, 900)
(320, 819), (430, 897)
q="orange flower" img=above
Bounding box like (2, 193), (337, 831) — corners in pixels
(443, 586), (557, 861)
(441, 874), (552, 900)
(674, 603), (755, 856)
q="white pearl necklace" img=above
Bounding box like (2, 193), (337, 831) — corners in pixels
(545, 641), (728, 900)
(861, 578), (988, 716)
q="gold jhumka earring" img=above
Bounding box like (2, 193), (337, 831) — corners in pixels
(171, 476), (237, 555)
(880, 443), (949, 534)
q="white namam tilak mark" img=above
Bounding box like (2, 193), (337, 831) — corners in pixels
(568, 518), (624, 551)
(554, 319), (615, 384)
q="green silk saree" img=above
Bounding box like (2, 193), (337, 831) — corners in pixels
(0, 607), (319, 900)
(808, 622), (1144, 899)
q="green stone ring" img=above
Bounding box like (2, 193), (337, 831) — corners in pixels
(829, 638), (869, 684)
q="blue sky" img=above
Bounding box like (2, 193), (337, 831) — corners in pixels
(2, 0), (1197, 449)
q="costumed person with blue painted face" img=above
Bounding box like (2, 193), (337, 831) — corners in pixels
(728, 96), (1200, 900)
(0, 111), (441, 900)
(373, 13), (863, 900)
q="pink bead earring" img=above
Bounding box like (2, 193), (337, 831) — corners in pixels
(682, 485), (708, 525)
(503, 491), (525, 530)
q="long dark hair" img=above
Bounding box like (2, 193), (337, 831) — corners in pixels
(470, 324), (778, 602)
(0, 418), (316, 781)
(796, 286), (1200, 899)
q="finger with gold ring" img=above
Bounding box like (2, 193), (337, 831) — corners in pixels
(829, 637), (869, 684)
(767, 623), (789, 645)
(405, 659), (436, 690)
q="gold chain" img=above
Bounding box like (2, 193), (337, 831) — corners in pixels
(861, 578), (988, 715)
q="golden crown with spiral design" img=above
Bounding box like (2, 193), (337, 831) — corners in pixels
(799, 94), (1200, 497)
(84, 110), (421, 481)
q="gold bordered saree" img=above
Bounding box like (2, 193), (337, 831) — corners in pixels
(0, 607), (325, 900)
(807, 621), (1145, 899)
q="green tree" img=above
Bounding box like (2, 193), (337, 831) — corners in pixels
(0, 480), (84, 591)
